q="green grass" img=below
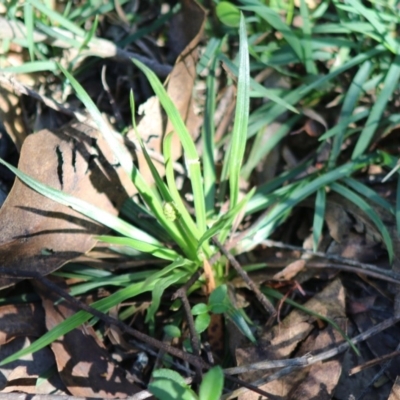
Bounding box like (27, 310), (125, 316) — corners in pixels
(1, 0), (400, 395)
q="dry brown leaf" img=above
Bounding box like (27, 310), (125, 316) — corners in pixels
(0, 336), (65, 394)
(389, 376), (400, 400)
(0, 122), (131, 289)
(34, 280), (141, 398)
(0, 303), (45, 345)
(235, 278), (346, 400)
(130, 0), (206, 184)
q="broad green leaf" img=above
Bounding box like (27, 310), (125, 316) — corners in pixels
(199, 366), (224, 400)
(148, 378), (196, 400)
(191, 303), (209, 315)
(209, 285), (228, 307)
(216, 1), (241, 27)
(195, 313), (211, 333)
(164, 325), (181, 338)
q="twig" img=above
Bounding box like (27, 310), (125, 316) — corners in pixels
(224, 313), (400, 375)
(212, 237), (276, 316)
(260, 239), (400, 280)
(354, 342), (400, 400)
(222, 314), (400, 399)
(0, 267), (208, 371)
(349, 347), (400, 376)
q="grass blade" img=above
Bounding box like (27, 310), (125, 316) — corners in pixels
(227, 13), (250, 209)
(132, 59), (207, 234)
(330, 182), (394, 263)
(299, 0), (317, 74)
(352, 54), (400, 159)
(329, 60), (372, 167)
(313, 187), (326, 251)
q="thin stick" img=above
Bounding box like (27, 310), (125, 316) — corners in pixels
(223, 314), (400, 399)
(212, 237), (276, 315)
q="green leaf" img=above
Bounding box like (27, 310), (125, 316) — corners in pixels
(163, 325), (181, 338)
(146, 273), (185, 324)
(197, 188), (255, 249)
(195, 313), (211, 333)
(313, 187), (326, 252)
(209, 285), (228, 307)
(329, 61), (372, 167)
(199, 366), (224, 400)
(132, 59), (207, 235)
(24, 2), (35, 61)
(299, 0), (317, 74)
(96, 235), (179, 261)
(149, 377), (196, 400)
(28, 0), (85, 37)
(216, 1), (241, 27)
(397, 174), (400, 237)
(0, 280), (159, 366)
(0, 157), (161, 246)
(227, 13), (250, 209)
(242, 3), (304, 62)
(226, 307), (256, 343)
(59, 65), (134, 178)
(352, 53), (400, 158)
(330, 182), (394, 263)
(191, 303), (209, 315)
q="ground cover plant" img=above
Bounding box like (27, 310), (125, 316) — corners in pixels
(1, 0), (400, 399)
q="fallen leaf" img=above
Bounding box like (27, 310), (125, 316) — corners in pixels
(0, 303), (45, 345)
(0, 122), (131, 289)
(389, 376), (400, 400)
(0, 336), (65, 394)
(34, 279), (142, 398)
(235, 278), (346, 399)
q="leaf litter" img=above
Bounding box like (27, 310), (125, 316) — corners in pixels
(1, 1), (400, 400)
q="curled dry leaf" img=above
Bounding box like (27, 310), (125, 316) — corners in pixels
(0, 122), (132, 289)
